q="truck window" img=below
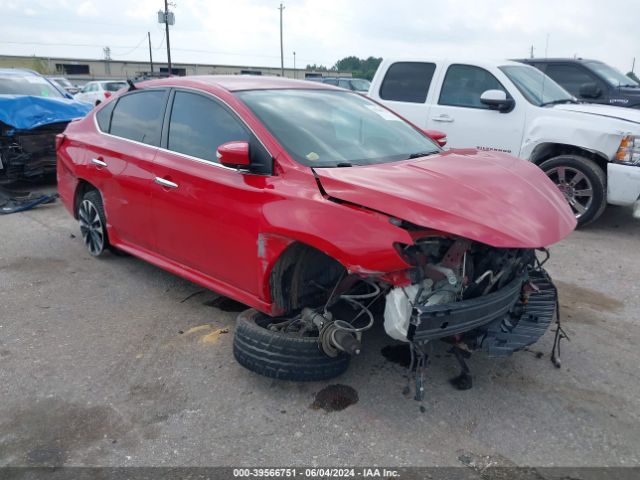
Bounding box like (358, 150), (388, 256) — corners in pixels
(544, 64), (596, 96)
(439, 64), (506, 109)
(379, 62), (436, 103)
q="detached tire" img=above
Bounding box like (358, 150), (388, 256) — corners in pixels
(539, 155), (607, 227)
(233, 309), (350, 381)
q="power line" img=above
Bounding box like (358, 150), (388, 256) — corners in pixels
(112, 34), (148, 56)
(0, 40), (317, 63)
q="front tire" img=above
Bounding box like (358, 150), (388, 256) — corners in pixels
(233, 309), (350, 381)
(539, 155), (606, 226)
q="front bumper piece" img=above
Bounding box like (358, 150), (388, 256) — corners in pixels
(408, 269), (557, 356)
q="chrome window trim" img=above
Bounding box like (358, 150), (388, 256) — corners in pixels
(92, 85), (274, 174)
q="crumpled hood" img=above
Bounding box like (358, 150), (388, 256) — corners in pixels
(313, 149), (576, 248)
(553, 102), (640, 124)
(0, 95), (92, 131)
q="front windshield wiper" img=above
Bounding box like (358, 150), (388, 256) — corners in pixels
(407, 151), (437, 159)
(539, 98), (578, 107)
(313, 162), (359, 168)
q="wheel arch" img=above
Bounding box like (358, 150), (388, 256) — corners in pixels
(73, 178), (99, 219)
(261, 237), (348, 313)
(529, 142), (609, 175)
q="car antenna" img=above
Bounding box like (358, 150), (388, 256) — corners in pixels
(126, 79), (137, 91)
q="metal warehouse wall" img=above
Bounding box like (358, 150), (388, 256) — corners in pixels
(0, 54), (352, 84)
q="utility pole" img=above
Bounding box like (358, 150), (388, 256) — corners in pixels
(293, 51), (296, 79)
(529, 45), (534, 59)
(164, 0), (172, 75)
(278, 3), (285, 77)
(632, 57), (636, 74)
(103, 46), (111, 75)
(148, 32), (154, 73)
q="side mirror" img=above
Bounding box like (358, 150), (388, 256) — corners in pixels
(480, 89), (515, 113)
(579, 82), (602, 99)
(422, 129), (447, 147)
(217, 141), (250, 169)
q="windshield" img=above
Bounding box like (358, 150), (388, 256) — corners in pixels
(51, 77), (73, 88)
(104, 82), (127, 92)
(587, 61), (638, 87)
(237, 89), (439, 167)
(500, 65), (574, 106)
(0, 73), (64, 98)
(350, 79), (371, 92)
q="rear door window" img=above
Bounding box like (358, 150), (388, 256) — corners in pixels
(167, 91), (249, 163)
(379, 62), (436, 103)
(438, 64), (506, 108)
(109, 89), (167, 146)
(96, 101), (115, 132)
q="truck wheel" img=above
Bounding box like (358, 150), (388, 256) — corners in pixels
(233, 309), (350, 381)
(539, 155), (606, 226)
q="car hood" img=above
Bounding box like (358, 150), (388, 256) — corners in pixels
(313, 149), (576, 248)
(0, 95), (92, 131)
(553, 102), (640, 124)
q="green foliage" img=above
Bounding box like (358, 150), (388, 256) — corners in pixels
(332, 56), (382, 81)
(627, 71), (639, 83)
(305, 64), (331, 72)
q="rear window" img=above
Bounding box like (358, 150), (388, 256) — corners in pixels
(379, 62), (436, 103)
(104, 82), (127, 92)
(109, 90), (167, 146)
(95, 101), (116, 132)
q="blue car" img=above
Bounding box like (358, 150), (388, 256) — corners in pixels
(0, 69), (92, 183)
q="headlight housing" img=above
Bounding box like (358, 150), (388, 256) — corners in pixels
(614, 135), (640, 165)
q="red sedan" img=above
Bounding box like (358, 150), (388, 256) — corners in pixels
(57, 76), (575, 392)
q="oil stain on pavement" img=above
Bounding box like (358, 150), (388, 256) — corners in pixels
(311, 385), (358, 412)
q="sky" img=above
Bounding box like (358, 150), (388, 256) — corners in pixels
(0, 0), (638, 73)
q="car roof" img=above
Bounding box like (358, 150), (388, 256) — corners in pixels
(380, 58), (526, 69)
(516, 57), (601, 64)
(0, 68), (40, 76)
(138, 75), (342, 92)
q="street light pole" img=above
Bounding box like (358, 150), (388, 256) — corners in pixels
(278, 3), (285, 77)
(164, 0), (172, 75)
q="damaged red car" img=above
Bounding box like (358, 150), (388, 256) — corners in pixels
(57, 76), (576, 394)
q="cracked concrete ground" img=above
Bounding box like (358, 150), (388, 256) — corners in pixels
(0, 183), (639, 471)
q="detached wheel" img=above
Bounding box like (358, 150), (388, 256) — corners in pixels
(78, 190), (109, 256)
(540, 155), (606, 226)
(233, 309), (350, 381)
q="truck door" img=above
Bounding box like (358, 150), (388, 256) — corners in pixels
(427, 64), (525, 156)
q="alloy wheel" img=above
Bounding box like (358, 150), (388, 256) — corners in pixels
(545, 166), (594, 218)
(78, 199), (105, 256)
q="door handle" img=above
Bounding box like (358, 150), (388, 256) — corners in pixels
(154, 177), (178, 189)
(91, 158), (107, 167)
(432, 114), (454, 123)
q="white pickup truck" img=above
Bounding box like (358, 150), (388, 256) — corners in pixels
(369, 59), (640, 225)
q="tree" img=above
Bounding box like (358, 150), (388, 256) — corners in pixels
(306, 64), (329, 71)
(332, 56), (382, 80)
(627, 71), (639, 83)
